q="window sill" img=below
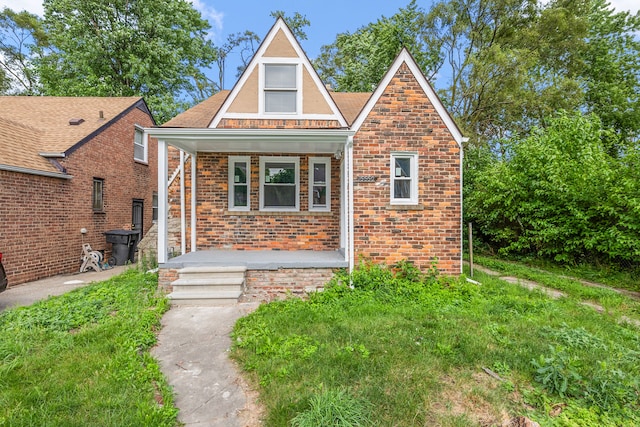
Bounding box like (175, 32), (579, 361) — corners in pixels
(93, 210), (106, 214)
(386, 204), (423, 211)
(225, 210), (333, 217)
(134, 159), (149, 165)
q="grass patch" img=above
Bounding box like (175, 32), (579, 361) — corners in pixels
(232, 261), (640, 426)
(472, 255), (640, 322)
(0, 269), (177, 426)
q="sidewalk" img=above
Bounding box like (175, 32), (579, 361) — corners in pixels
(0, 265), (129, 312)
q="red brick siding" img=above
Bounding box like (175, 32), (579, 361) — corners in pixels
(352, 64), (462, 274)
(0, 106), (156, 286)
(194, 153), (340, 251)
(242, 268), (337, 301)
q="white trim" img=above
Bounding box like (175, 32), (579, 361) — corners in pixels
(209, 18), (348, 128)
(0, 164), (72, 179)
(259, 156), (300, 211)
(134, 126), (148, 163)
(390, 152), (418, 205)
(191, 152), (197, 253)
(180, 150), (186, 255)
(157, 139), (168, 264)
(220, 113), (339, 121)
(350, 49), (463, 147)
(228, 155), (251, 211)
(261, 62), (300, 115)
(308, 157), (331, 212)
(347, 137), (354, 272)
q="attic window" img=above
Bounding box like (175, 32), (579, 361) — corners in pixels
(69, 118), (85, 126)
(264, 64), (297, 113)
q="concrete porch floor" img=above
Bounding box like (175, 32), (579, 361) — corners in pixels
(160, 249), (348, 270)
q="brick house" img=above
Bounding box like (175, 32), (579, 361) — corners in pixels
(148, 19), (464, 303)
(0, 97), (157, 286)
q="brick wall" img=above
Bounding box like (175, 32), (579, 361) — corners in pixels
(193, 152), (341, 251)
(243, 268), (337, 302)
(0, 106), (156, 286)
(352, 63), (462, 274)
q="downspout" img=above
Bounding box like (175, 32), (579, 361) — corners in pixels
(347, 136), (355, 273)
(180, 150), (186, 255)
(191, 152), (197, 252)
(157, 139), (168, 264)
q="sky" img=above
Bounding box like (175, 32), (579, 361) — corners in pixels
(1, 0), (639, 89)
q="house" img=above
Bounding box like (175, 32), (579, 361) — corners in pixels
(148, 18), (464, 303)
(0, 97), (157, 285)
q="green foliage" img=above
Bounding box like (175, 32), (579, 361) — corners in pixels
(315, 1), (439, 92)
(232, 261), (640, 425)
(36, 0), (217, 123)
(290, 388), (373, 427)
(467, 112), (640, 266)
(0, 269), (177, 426)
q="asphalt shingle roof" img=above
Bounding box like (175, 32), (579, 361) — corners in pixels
(0, 96), (143, 174)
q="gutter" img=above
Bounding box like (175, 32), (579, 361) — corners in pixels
(0, 164), (72, 180)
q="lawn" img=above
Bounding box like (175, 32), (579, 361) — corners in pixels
(0, 269), (178, 427)
(231, 261), (640, 426)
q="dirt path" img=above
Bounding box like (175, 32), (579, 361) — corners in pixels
(470, 264), (640, 328)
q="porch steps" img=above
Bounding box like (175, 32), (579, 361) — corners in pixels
(168, 266), (246, 305)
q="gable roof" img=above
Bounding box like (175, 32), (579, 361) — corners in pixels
(350, 49), (464, 146)
(210, 18), (348, 128)
(0, 96), (151, 177)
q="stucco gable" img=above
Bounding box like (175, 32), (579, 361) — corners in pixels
(210, 18), (347, 127)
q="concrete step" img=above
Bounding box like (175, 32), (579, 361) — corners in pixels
(168, 290), (243, 306)
(172, 277), (245, 287)
(178, 266), (246, 275)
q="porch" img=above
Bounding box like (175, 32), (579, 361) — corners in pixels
(158, 250), (347, 305)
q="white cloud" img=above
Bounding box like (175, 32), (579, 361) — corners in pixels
(0, 0), (43, 15)
(609, 0), (639, 13)
(189, 0), (223, 34)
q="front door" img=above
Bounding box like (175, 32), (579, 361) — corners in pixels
(132, 199), (143, 241)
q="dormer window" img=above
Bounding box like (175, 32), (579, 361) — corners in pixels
(264, 64), (297, 113)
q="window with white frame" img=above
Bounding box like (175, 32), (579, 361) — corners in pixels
(260, 156), (299, 211)
(228, 156), (251, 211)
(264, 64), (297, 113)
(390, 153), (418, 204)
(309, 157), (331, 211)
(134, 127), (147, 162)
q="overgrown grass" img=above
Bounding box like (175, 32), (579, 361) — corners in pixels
(232, 261), (640, 426)
(472, 255), (640, 321)
(0, 269), (177, 426)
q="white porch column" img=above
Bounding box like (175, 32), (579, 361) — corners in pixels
(191, 152), (197, 252)
(347, 136), (354, 273)
(157, 139), (168, 264)
(180, 151), (186, 255)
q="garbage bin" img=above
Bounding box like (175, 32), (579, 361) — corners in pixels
(104, 230), (140, 265)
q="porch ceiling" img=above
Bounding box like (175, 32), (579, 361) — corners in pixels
(145, 127), (354, 154)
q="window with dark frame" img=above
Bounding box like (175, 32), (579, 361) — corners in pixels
(92, 178), (104, 211)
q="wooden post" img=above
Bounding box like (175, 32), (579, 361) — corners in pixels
(468, 222), (474, 277)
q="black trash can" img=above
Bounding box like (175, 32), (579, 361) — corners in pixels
(104, 230), (140, 265)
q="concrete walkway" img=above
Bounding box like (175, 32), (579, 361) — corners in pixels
(0, 265), (128, 312)
(151, 303), (262, 427)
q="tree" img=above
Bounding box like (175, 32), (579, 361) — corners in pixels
(0, 8), (47, 94)
(314, 1), (440, 92)
(270, 10), (310, 41)
(37, 0), (217, 123)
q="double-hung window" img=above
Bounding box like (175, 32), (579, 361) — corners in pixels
(134, 127), (147, 163)
(92, 178), (104, 212)
(309, 157), (331, 211)
(228, 156), (251, 211)
(260, 156), (299, 211)
(264, 64), (297, 113)
(390, 152), (418, 205)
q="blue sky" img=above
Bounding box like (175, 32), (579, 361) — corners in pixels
(2, 0), (638, 90)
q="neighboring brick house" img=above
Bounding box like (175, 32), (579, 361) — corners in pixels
(0, 97), (157, 286)
(148, 18), (464, 302)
